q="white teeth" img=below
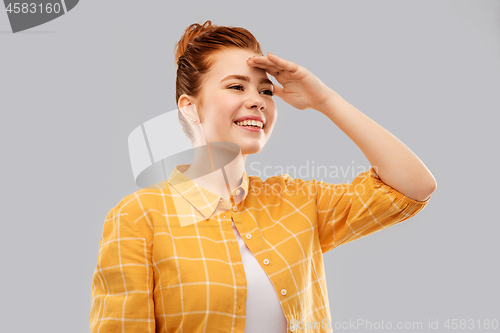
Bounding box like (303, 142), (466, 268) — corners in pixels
(235, 120), (264, 129)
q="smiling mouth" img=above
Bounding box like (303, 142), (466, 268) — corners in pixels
(233, 122), (264, 132)
(233, 121), (265, 130)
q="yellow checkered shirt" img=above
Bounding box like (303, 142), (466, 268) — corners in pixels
(90, 164), (430, 332)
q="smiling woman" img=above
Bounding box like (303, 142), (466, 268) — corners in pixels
(89, 19), (436, 333)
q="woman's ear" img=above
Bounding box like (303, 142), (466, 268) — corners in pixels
(178, 94), (200, 124)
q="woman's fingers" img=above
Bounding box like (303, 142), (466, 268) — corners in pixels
(247, 52), (301, 80)
(266, 52), (299, 73)
(247, 58), (280, 76)
(247, 57), (279, 71)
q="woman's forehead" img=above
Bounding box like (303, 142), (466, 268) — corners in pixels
(208, 50), (268, 83)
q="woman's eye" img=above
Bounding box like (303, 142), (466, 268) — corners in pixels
(228, 85), (273, 96)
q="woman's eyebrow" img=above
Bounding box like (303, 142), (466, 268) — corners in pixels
(220, 74), (273, 86)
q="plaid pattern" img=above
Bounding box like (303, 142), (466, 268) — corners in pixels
(90, 164), (431, 332)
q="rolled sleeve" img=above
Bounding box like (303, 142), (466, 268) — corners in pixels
(89, 200), (155, 332)
(315, 166), (431, 253)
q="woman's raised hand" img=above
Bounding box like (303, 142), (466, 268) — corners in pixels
(247, 52), (335, 112)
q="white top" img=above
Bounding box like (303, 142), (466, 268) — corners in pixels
(231, 221), (288, 332)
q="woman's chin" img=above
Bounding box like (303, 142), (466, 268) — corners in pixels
(238, 142), (263, 155)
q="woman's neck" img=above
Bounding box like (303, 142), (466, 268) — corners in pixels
(182, 142), (247, 202)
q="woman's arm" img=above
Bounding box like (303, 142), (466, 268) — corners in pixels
(316, 89), (437, 202)
(247, 53), (437, 202)
(89, 200), (155, 332)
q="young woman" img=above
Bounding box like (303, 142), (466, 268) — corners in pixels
(90, 20), (436, 333)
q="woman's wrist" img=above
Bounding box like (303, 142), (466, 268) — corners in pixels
(314, 88), (341, 115)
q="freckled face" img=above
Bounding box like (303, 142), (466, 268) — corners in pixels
(195, 48), (277, 155)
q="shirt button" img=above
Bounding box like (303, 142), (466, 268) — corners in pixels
(246, 234), (252, 239)
(236, 189), (241, 195)
(281, 289), (287, 296)
(263, 259), (269, 265)
(232, 206), (237, 212)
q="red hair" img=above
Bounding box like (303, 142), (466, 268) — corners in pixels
(174, 20), (263, 142)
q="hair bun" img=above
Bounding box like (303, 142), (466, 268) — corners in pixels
(175, 20), (214, 66)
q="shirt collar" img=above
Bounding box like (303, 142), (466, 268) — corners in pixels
(167, 164), (249, 220)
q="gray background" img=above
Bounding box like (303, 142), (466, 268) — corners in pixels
(1, 0), (499, 332)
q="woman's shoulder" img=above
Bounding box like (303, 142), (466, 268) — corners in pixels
(109, 181), (171, 219)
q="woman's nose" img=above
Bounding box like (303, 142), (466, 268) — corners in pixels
(246, 93), (266, 111)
